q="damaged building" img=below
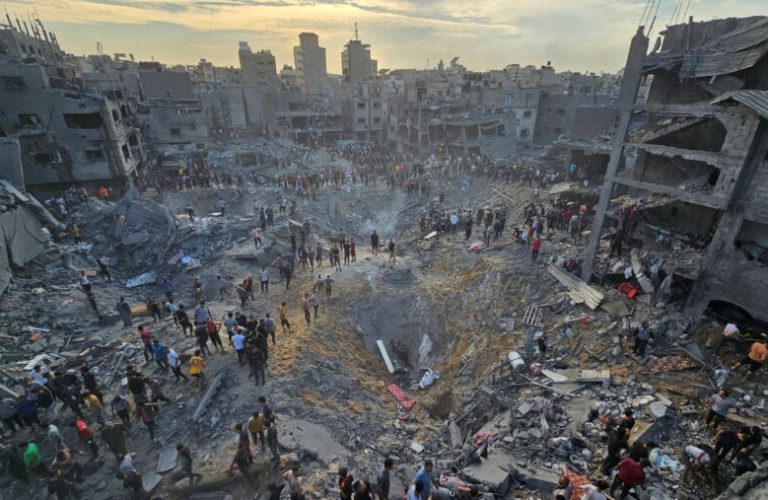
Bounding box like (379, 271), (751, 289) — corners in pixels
(582, 16), (768, 323)
(0, 24), (144, 194)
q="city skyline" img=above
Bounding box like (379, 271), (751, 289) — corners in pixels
(5, 0), (764, 74)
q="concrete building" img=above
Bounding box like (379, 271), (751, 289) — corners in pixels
(238, 42), (279, 91)
(0, 56), (143, 193)
(342, 38), (376, 82)
(342, 80), (387, 141)
(137, 62), (210, 146)
(581, 16), (768, 323)
(293, 33), (327, 98)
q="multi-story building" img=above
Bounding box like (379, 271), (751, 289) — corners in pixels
(293, 33), (327, 99)
(136, 62), (210, 146)
(342, 37), (376, 82)
(0, 53), (143, 193)
(342, 80), (387, 141)
(581, 16), (768, 323)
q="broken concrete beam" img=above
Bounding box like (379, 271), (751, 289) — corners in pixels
(376, 339), (394, 373)
(631, 250), (655, 294)
(541, 369), (569, 383)
(192, 372), (225, 422)
(449, 421), (463, 450)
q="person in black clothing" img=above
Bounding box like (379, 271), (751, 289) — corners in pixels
(601, 425), (627, 475)
(618, 408), (636, 438)
(370, 231), (379, 255)
(376, 458), (392, 499)
(80, 367), (103, 403)
(352, 479), (373, 500)
(195, 325), (211, 356)
(735, 426), (763, 459)
(176, 306), (193, 337)
(714, 429), (742, 462)
(338, 467), (354, 500)
(97, 260), (111, 282)
(628, 441), (656, 462)
(343, 241), (351, 265)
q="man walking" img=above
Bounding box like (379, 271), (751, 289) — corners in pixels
(301, 294), (311, 326)
(632, 321), (654, 357)
(260, 268), (270, 294)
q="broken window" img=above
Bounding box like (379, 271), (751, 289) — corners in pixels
(523, 110), (532, 118)
(62, 113), (103, 129)
(373, 117), (381, 124)
(520, 128), (530, 137)
(170, 128), (181, 137)
(111, 110), (120, 122)
(33, 152), (55, 164)
(554, 127), (562, 134)
(373, 101), (381, 109)
(357, 118), (366, 124)
(85, 149), (104, 161)
(357, 102), (366, 109)
(647, 117), (727, 153)
(121, 144), (130, 160)
(735, 220), (768, 265)
(120, 105), (127, 118)
(2, 76), (25, 90)
(128, 133), (139, 146)
(18, 114), (41, 127)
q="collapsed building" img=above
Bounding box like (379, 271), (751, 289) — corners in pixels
(568, 17), (768, 325)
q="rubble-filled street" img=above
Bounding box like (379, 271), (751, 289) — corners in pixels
(2, 4), (768, 500)
(1, 135), (767, 499)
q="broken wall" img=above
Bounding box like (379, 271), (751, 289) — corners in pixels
(0, 203), (46, 294)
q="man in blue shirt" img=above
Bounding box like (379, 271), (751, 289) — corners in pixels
(413, 460), (437, 499)
(152, 340), (169, 372)
(232, 329), (246, 365)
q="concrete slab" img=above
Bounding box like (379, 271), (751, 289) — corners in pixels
(462, 450), (513, 495)
(279, 417), (347, 465)
(566, 397), (593, 432)
(142, 471), (163, 492)
(157, 447), (178, 473)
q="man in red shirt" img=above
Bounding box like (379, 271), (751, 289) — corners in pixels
(531, 236), (541, 261)
(610, 457), (647, 498)
(139, 325), (153, 363)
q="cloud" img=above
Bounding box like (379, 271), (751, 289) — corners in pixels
(9, 0), (765, 73)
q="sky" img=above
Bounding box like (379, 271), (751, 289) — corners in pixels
(5, 1), (766, 74)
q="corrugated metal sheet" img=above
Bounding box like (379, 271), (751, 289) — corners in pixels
(703, 17), (768, 53)
(711, 90), (768, 120)
(645, 17), (768, 78)
(681, 44), (768, 78)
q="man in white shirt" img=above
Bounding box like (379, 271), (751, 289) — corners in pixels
(166, 347), (188, 383)
(28, 365), (48, 386)
(259, 268), (269, 294)
(232, 330), (246, 365)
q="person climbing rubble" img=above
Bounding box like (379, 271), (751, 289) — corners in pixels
(116, 297), (133, 327)
(631, 321), (654, 357)
(730, 338), (768, 379)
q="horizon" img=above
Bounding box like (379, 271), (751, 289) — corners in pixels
(3, 0), (765, 74)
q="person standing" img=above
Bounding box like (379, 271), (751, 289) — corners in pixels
(101, 421), (127, 459)
(260, 268), (270, 294)
(152, 340), (169, 372)
(188, 351), (207, 390)
(301, 294), (311, 326)
(632, 321), (654, 357)
(251, 226), (262, 247)
(278, 302), (292, 334)
(350, 239), (356, 262)
(376, 458), (393, 499)
(310, 292), (319, 319)
(232, 329), (246, 365)
(531, 236), (541, 261)
(111, 395), (131, 425)
(324, 275), (334, 299)
(412, 460), (438, 500)
(175, 444), (203, 486)
(166, 347), (187, 383)
(248, 412), (266, 452)
(116, 297), (132, 327)
(265, 314), (276, 346)
(388, 239), (396, 264)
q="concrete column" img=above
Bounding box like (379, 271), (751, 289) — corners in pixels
(581, 27), (649, 283)
(684, 120), (768, 319)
